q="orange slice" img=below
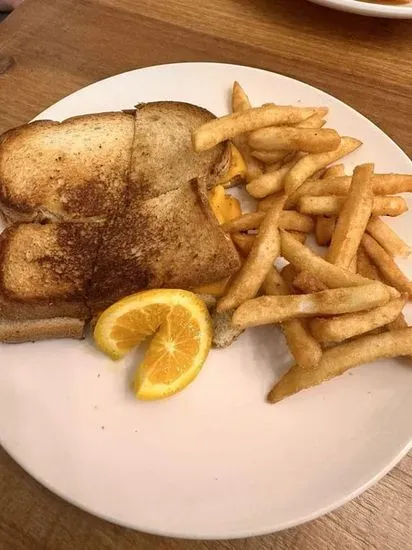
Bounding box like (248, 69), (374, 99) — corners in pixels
(93, 289), (212, 400)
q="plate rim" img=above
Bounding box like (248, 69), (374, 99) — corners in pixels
(1, 61), (412, 539)
(307, 0), (412, 18)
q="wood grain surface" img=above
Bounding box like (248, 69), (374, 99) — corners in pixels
(0, 1), (411, 548)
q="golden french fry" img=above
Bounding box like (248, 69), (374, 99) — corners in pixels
(251, 115), (327, 164)
(280, 230), (399, 297)
(232, 283), (390, 328)
(297, 114), (327, 129)
(222, 212), (264, 232)
(222, 210), (314, 233)
(252, 114), (326, 164)
(326, 164), (374, 269)
(366, 217), (411, 258)
(387, 313), (409, 331)
(322, 164), (345, 178)
(357, 249), (412, 357)
(283, 319), (322, 370)
(231, 233), (255, 256)
(262, 267), (288, 296)
(293, 271), (328, 293)
(356, 248), (411, 353)
(264, 161), (283, 172)
(357, 245), (381, 280)
(361, 234), (412, 298)
(246, 155), (305, 198)
(283, 137), (362, 196)
(268, 328), (412, 404)
(262, 268), (322, 370)
(315, 216), (335, 246)
(217, 196), (285, 311)
(231, 82), (264, 182)
(233, 230), (304, 254)
(287, 231), (306, 244)
(259, 193), (288, 211)
(245, 170), (287, 197)
(348, 253), (358, 273)
(280, 264), (299, 291)
(252, 149), (290, 164)
(298, 195), (407, 217)
(249, 128), (340, 154)
(309, 296), (406, 343)
(232, 81), (251, 113)
(290, 174), (412, 204)
(192, 105), (324, 152)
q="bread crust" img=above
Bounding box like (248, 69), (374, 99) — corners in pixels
(0, 317), (85, 342)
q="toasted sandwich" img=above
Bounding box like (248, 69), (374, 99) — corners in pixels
(0, 101), (240, 342)
(88, 178), (240, 309)
(0, 112), (134, 223)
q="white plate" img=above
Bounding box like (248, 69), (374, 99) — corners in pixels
(0, 62), (411, 540)
(307, 0), (412, 17)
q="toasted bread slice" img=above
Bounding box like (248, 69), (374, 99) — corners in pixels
(0, 103), (230, 223)
(0, 223), (102, 319)
(0, 317), (85, 343)
(130, 102), (231, 200)
(88, 179), (240, 309)
(0, 112), (134, 222)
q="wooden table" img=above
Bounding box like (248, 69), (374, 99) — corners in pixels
(0, 1), (411, 548)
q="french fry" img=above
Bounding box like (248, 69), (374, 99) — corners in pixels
(366, 217), (411, 258)
(387, 313), (409, 331)
(283, 137), (362, 196)
(357, 245), (381, 280)
(245, 170), (288, 197)
(251, 114), (327, 164)
(264, 161), (283, 172)
(322, 164), (345, 178)
(232, 283), (390, 328)
(293, 271), (328, 293)
(361, 234), (412, 298)
(280, 230), (399, 297)
(232, 81), (251, 113)
(231, 82), (264, 182)
(233, 231), (304, 252)
(252, 149), (290, 164)
(326, 164), (374, 268)
(298, 195), (407, 217)
(309, 296), (406, 343)
(217, 196), (286, 311)
(282, 319), (323, 370)
(222, 211), (264, 232)
(222, 211), (314, 233)
(262, 267), (288, 296)
(259, 193), (288, 211)
(261, 268), (322, 370)
(287, 231), (306, 244)
(249, 128), (340, 154)
(246, 154), (305, 198)
(356, 248), (412, 356)
(192, 105), (324, 152)
(290, 174), (412, 204)
(280, 264), (299, 290)
(268, 328), (412, 404)
(315, 216), (335, 246)
(231, 233), (255, 255)
(348, 253), (358, 273)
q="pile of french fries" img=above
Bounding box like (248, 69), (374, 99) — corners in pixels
(192, 82), (412, 404)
